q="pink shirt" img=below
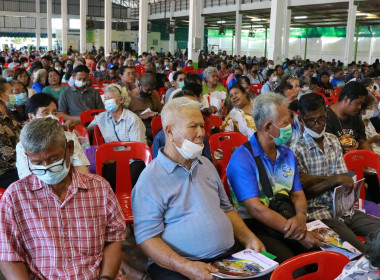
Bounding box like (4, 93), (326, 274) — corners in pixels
(0, 168), (126, 279)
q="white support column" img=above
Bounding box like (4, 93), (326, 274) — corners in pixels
(61, 0), (68, 55)
(168, 0), (175, 54)
(47, 0), (52, 50)
(187, 0), (202, 63)
(80, 0), (87, 53)
(200, 16), (205, 53)
(282, 8), (291, 59)
(234, 0), (242, 56)
(344, 0), (357, 66)
(35, 0), (41, 50)
(268, 0), (286, 64)
(138, 0), (148, 55)
(369, 36), (375, 64)
(105, 0), (112, 56)
(127, 8), (132, 30)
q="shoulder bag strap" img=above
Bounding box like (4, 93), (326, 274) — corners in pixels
(243, 141), (274, 198)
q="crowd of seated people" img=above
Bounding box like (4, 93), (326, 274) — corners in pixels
(1, 45), (380, 279)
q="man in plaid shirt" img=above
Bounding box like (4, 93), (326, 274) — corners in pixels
(0, 117), (127, 279)
(291, 93), (378, 253)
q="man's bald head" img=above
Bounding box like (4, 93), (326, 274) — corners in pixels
(139, 73), (157, 88)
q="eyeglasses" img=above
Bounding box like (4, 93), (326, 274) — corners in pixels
(303, 115), (327, 127)
(27, 143), (67, 175)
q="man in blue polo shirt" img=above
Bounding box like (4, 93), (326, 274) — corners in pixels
(132, 97), (265, 280)
(227, 93), (323, 263)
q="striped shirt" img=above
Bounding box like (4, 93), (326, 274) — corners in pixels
(0, 168), (126, 279)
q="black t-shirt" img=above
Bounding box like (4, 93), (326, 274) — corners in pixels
(326, 107), (366, 153)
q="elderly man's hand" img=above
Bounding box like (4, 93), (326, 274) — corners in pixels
(244, 235), (266, 253)
(298, 231), (324, 250)
(183, 261), (218, 280)
(283, 214), (307, 240)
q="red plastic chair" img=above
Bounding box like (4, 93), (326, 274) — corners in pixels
(221, 78), (228, 87)
(99, 80), (116, 87)
(222, 174), (232, 202)
(203, 115), (223, 139)
(61, 82), (70, 87)
(95, 141), (152, 223)
(196, 68), (204, 74)
(70, 124), (90, 143)
(0, 188), (5, 200)
(80, 109), (106, 127)
(209, 132), (248, 178)
(151, 116), (163, 139)
(135, 65), (145, 77)
(270, 251), (350, 280)
(249, 83), (263, 95)
(343, 150), (380, 200)
(158, 87), (166, 104)
(93, 125), (105, 146)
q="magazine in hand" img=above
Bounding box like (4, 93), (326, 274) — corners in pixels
(211, 249), (279, 279)
(333, 178), (365, 219)
(307, 220), (361, 260)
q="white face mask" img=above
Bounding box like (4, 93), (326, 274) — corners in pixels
(362, 109), (375, 120)
(100, 66), (106, 71)
(173, 127), (204, 160)
(74, 79), (85, 88)
(303, 86), (309, 91)
(24, 62), (29, 68)
(268, 64), (274, 69)
(304, 126), (326, 139)
(55, 67), (61, 72)
(271, 76), (278, 82)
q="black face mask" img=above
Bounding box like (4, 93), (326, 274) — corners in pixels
(235, 74), (242, 80)
(140, 90), (151, 99)
(288, 99), (299, 112)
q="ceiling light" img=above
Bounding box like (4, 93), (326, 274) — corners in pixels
(366, 13), (378, 18)
(217, 20), (226, 24)
(294, 16), (308, 19)
(356, 12), (367, 16)
(251, 18), (261, 22)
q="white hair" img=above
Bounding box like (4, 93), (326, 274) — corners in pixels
(33, 69), (47, 83)
(104, 84), (131, 108)
(161, 97), (201, 128)
(253, 92), (288, 130)
(203, 67), (218, 81)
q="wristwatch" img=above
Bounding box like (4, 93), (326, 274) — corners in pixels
(296, 209), (309, 221)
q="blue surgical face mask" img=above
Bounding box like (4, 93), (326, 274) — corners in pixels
(15, 92), (27, 106)
(270, 124), (292, 146)
(312, 73), (318, 78)
(28, 147), (70, 185)
(164, 61), (169, 66)
(104, 98), (119, 113)
(5, 77), (12, 82)
(155, 63), (160, 68)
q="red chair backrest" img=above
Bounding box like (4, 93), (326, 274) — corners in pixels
(93, 125), (105, 146)
(221, 78), (228, 87)
(270, 251), (350, 280)
(222, 174), (232, 202)
(61, 82), (70, 87)
(70, 124), (90, 143)
(151, 116), (163, 139)
(209, 132), (248, 177)
(203, 115), (223, 139)
(95, 141), (152, 197)
(135, 65), (145, 77)
(158, 87), (166, 103)
(249, 83), (263, 95)
(99, 80), (116, 87)
(343, 150), (380, 200)
(80, 109), (106, 127)
(0, 188), (5, 200)
(196, 68), (204, 74)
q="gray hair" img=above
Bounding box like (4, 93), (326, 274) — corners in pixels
(253, 92), (288, 130)
(203, 67), (218, 81)
(20, 117), (66, 153)
(161, 97), (201, 128)
(104, 84), (131, 108)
